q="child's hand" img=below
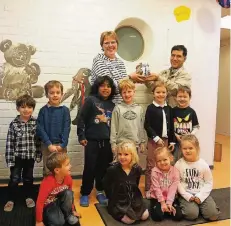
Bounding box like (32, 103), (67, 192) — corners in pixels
(35, 221), (44, 226)
(48, 145), (58, 152)
(157, 138), (165, 146)
(35, 157), (42, 163)
(95, 114), (107, 123)
(167, 204), (176, 216)
(189, 196), (195, 202)
(56, 145), (63, 152)
(168, 143), (175, 152)
(139, 143), (146, 153)
(194, 197), (201, 204)
(73, 211), (82, 218)
(161, 202), (169, 213)
(80, 140), (88, 147)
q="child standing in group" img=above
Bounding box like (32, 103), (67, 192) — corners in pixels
(77, 76), (116, 207)
(4, 94), (42, 212)
(144, 81), (175, 197)
(103, 141), (149, 224)
(175, 135), (220, 221)
(172, 86), (199, 162)
(149, 147), (182, 221)
(110, 78), (146, 154)
(36, 152), (80, 226)
(36, 80), (71, 176)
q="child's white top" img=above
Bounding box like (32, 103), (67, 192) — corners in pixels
(175, 158), (213, 202)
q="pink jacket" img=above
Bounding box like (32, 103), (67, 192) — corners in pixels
(150, 166), (180, 205)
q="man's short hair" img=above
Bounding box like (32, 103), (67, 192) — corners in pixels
(118, 78), (135, 94)
(171, 45), (187, 57)
(46, 152), (69, 173)
(16, 94), (36, 109)
(44, 80), (64, 96)
(177, 85), (191, 98)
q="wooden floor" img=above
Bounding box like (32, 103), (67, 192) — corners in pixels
(73, 134), (230, 226)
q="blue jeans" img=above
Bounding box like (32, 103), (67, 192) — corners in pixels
(43, 190), (79, 226)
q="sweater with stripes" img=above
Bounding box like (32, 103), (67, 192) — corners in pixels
(91, 53), (127, 104)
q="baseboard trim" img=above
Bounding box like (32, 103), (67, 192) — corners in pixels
(0, 175), (83, 184)
(0, 167), (214, 183)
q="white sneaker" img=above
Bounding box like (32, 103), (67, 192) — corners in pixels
(66, 214), (78, 225)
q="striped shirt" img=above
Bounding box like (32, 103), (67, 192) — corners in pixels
(5, 116), (42, 167)
(91, 53), (127, 104)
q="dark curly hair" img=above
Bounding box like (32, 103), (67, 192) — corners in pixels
(16, 94), (36, 109)
(90, 76), (116, 100)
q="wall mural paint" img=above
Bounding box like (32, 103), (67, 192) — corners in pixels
(173, 6), (191, 22)
(61, 68), (91, 112)
(0, 39), (44, 101)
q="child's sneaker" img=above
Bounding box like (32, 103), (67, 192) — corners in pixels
(4, 201), (14, 212)
(25, 198), (35, 208)
(80, 195), (89, 207)
(96, 193), (108, 205)
(66, 214), (79, 225)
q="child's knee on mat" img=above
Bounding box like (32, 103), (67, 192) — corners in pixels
(183, 208), (199, 220)
(202, 209), (220, 221)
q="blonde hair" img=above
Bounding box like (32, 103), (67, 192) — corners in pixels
(152, 80), (167, 93)
(100, 31), (119, 47)
(119, 78), (135, 94)
(154, 146), (173, 164)
(180, 134), (200, 153)
(46, 152), (69, 174)
(115, 140), (139, 168)
(44, 80), (64, 96)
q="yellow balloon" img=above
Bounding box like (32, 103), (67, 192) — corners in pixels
(174, 6), (191, 22)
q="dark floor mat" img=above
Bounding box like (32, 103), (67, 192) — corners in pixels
(0, 184), (79, 226)
(0, 184), (39, 226)
(95, 187), (230, 226)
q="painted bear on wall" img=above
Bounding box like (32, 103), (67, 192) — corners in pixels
(0, 39), (44, 100)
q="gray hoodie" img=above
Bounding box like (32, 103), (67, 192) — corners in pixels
(110, 102), (146, 149)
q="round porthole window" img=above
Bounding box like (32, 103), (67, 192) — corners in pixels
(115, 26), (144, 62)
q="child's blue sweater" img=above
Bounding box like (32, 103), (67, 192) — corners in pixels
(36, 105), (71, 148)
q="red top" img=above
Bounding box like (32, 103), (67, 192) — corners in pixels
(36, 174), (73, 222)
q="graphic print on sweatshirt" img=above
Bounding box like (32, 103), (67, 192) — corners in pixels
(174, 113), (192, 135)
(45, 185), (69, 205)
(123, 110), (137, 120)
(94, 105), (112, 126)
(183, 168), (200, 190)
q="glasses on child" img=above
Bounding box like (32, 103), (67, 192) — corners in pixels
(103, 41), (117, 46)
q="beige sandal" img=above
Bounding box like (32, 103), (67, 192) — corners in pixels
(4, 201), (14, 212)
(25, 198), (35, 208)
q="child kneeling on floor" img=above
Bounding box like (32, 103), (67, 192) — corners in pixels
(36, 152), (81, 226)
(175, 135), (220, 221)
(103, 141), (149, 224)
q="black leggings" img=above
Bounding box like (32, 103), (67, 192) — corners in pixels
(150, 198), (183, 221)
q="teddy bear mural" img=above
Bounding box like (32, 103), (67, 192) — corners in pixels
(0, 39), (44, 100)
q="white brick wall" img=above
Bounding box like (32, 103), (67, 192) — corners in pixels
(0, 0), (221, 178)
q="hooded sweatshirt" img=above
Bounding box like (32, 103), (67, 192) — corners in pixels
(110, 102), (145, 149)
(77, 95), (115, 141)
